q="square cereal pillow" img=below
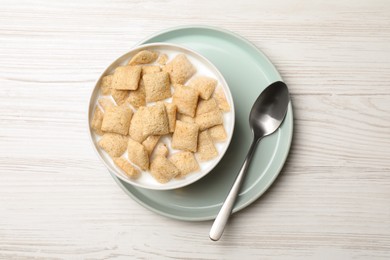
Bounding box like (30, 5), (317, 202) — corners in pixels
(100, 75), (113, 95)
(127, 138), (149, 171)
(113, 157), (140, 179)
(112, 66), (142, 90)
(197, 130), (218, 161)
(142, 102), (170, 136)
(189, 76), (217, 100)
(101, 105), (133, 135)
(142, 135), (161, 155)
(127, 79), (146, 108)
(143, 71), (171, 102)
(213, 87), (231, 112)
(196, 98), (218, 116)
(142, 65), (161, 75)
(195, 109), (223, 131)
(98, 133), (128, 158)
(98, 98), (115, 111)
(208, 124), (227, 142)
(171, 120), (199, 152)
(154, 143), (169, 157)
(128, 50), (158, 65)
(164, 102), (177, 133)
(111, 89), (129, 106)
(170, 151), (199, 178)
(129, 107), (147, 143)
(91, 107), (104, 135)
(163, 54), (196, 84)
(172, 84), (199, 117)
(150, 155), (180, 183)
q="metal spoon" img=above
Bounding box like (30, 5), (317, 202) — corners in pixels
(209, 81), (290, 241)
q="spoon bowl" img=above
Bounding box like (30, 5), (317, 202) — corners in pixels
(250, 81), (290, 137)
(209, 81), (290, 241)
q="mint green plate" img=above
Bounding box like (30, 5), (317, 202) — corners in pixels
(110, 26), (293, 221)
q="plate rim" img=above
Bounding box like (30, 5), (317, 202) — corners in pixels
(109, 25), (294, 221)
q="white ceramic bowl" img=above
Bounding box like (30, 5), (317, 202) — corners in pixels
(88, 43), (235, 190)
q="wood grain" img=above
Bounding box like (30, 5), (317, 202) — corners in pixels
(0, 0), (389, 259)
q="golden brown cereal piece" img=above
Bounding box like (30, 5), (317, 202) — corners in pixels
(171, 120), (199, 152)
(98, 133), (128, 157)
(101, 75), (113, 95)
(157, 54), (168, 65)
(213, 87), (230, 112)
(113, 157), (140, 179)
(112, 66), (142, 90)
(196, 98), (218, 116)
(197, 131), (218, 161)
(189, 76), (217, 100)
(142, 102), (170, 136)
(155, 143), (169, 157)
(91, 107), (104, 135)
(142, 65), (161, 75)
(129, 107), (147, 143)
(164, 103), (177, 133)
(128, 50), (158, 65)
(172, 84), (199, 117)
(150, 155), (180, 183)
(101, 106), (133, 135)
(195, 109), (223, 131)
(170, 151), (199, 178)
(142, 135), (161, 156)
(208, 124), (227, 142)
(143, 71), (171, 102)
(163, 54), (196, 84)
(177, 113), (195, 123)
(127, 138), (149, 170)
(98, 98), (115, 111)
(127, 79), (146, 108)
(111, 89), (129, 106)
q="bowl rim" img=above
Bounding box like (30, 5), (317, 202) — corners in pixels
(87, 42), (236, 190)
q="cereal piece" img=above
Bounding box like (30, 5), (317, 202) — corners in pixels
(129, 107), (147, 143)
(154, 143), (169, 157)
(177, 113), (195, 123)
(170, 151), (199, 177)
(164, 103), (177, 133)
(127, 79), (146, 108)
(142, 102), (170, 136)
(127, 138), (149, 170)
(128, 50), (158, 65)
(196, 98), (218, 116)
(214, 87), (230, 112)
(195, 109), (223, 131)
(91, 107), (104, 135)
(172, 84), (199, 117)
(111, 89), (129, 106)
(142, 65), (161, 75)
(157, 53), (168, 65)
(101, 75), (113, 95)
(142, 135), (161, 155)
(112, 66), (142, 90)
(98, 133), (128, 157)
(143, 72), (171, 102)
(163, 54), (196, 84)
(208, 125), (227, 142)
(150, 155), (180, 183)
(171, 120), (199, 152)
(197, 131), (218, 161)
(101, 106), (133, 135)
(113, 157), (140, 179)
(189, 76), (217, 100)
(98, 98), (115, 111)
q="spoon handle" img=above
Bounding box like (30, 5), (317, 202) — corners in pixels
(209, 137), (260, 241)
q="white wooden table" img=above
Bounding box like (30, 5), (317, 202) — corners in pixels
(1, 0), (389, 259)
